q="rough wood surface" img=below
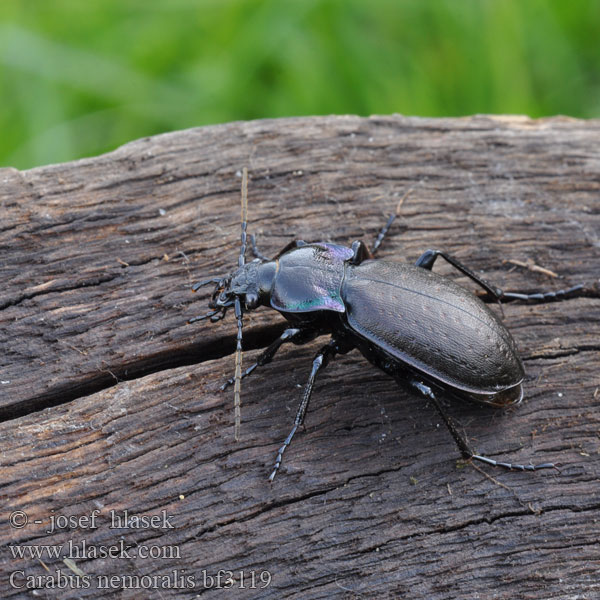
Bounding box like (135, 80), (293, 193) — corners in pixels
(1, 115), (599, 599)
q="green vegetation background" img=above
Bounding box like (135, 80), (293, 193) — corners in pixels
(1, 0), (599, 170)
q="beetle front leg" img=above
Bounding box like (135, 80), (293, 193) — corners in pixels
(409, 379), (556, 472)
(220, 327), (312, 390)
(249, 234), (270, 262)
(269, 337), (348, 481)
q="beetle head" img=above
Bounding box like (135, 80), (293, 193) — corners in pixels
(192, 258), (276, 323)
(228, 260), (261, 310)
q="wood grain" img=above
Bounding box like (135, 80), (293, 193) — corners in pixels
(1, 115), (599, 599)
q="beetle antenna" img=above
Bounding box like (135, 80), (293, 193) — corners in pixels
(233, 167), (248, 440)
(233, 296), (243, 441)
(239, 167), (248, 267)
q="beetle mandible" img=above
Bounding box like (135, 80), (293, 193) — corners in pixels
(190, 169), (583, 480)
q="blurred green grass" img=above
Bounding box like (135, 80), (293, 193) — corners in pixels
(1, 0), (599, 169)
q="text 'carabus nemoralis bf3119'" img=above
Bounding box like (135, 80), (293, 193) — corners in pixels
(190, 169), (583, 481)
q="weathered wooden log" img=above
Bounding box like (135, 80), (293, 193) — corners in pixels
(1, 115), (599, 599)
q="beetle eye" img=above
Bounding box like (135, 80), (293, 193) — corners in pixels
(245, 293), (259, 309)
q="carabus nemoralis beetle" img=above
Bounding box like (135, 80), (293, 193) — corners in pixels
(190, 169), (584, 480)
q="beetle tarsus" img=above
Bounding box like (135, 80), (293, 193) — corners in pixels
(268, 425), (298, 482)
(500, 283), (585, 303)
(471, 454), (558, 472)
(188, 308), (221, 323)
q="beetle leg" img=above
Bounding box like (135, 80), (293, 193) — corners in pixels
(416, 251), (587, 305)
(191, 277), (222, 291)
(410, 380), (475, 459)
(371, 213), (398, 255)
(499, 283), (585, 303)
(410, 380), (556, 472)
(269, 338), (345, 481)
(272, 239), (307, 260)
(188, 308), (222, 323)
(220, 327), (308, 390)
(249, 234), (270, 262)
(350, 240), (373, 264)
(469, 454), (557, 472)
(370, 188), (413, 255)
(415, 250), (503, 300)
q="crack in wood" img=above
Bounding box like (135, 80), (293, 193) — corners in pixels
(0, 322), (286, 423)
(0, 274), (121, 310)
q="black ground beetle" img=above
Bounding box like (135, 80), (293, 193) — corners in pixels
(190, 169), (583, 480)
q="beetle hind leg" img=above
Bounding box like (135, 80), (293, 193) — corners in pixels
(409, 379), (556, 472)
(415, 249), (502, 300)
(415, 250), (587, 305)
